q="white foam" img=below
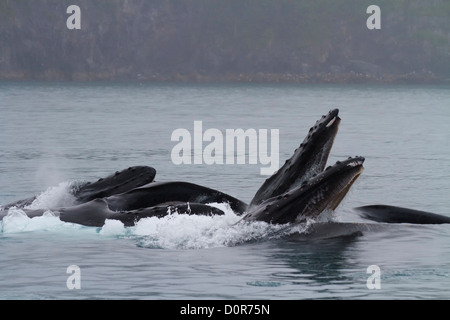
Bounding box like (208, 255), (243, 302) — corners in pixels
(99, 219), (126, 236)
(1, 208), (71, 233)
(25, 181), (77, 210)
(126, 203), (288, 249)
(1, 180), (88, 235)
(1, 195), (297, 249)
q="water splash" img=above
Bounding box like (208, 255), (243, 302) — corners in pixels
(109, 203), (291, 250)
(1, 184), (302, 249)
(1, 208), (78, 234)
(25, 181), (77, 210)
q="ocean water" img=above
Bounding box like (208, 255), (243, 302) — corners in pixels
(0, 81), (449, 300)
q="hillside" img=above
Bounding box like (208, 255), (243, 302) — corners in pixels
(1, 0), (449, 83)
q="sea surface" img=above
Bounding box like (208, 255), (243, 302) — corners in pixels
(0, 81), (449, 300)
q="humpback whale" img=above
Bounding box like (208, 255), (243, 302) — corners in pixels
(59, 200), (225, 227)
(0, 201), (225, 227)
(58, 180), (247, 226)
(242, 109), (366, 224)
(0, 165), (243, 227)
(1, 109), (449, 234)
(355, 205), (450, 224)
(0, 179), (244, 227)
(73, 166), (156, 203)
(243, 157), (364, 224)
(103, 181), (247, 213)
(2, 166), (157, 210)
(249, 109), (340, 207)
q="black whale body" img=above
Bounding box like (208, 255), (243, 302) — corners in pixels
(59, 199), (226, 227)
(355, 205), (450, 225)
(103, 181), (247, 214)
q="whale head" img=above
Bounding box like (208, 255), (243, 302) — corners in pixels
(73, 166), (157, 203)
(244, 157), (365, 224)
(249, 109), (341, 208)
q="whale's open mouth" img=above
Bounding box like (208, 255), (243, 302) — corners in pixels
(244, 108), (366, 224)
(249, 109), (341, 208)
(243, 156), (365, 224)
(293, 156), (365, 223)
(321, 157), (365, 212)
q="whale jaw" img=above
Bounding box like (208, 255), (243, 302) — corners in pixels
(249, 109), (341, 208)
(244, 157), (365, 224)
